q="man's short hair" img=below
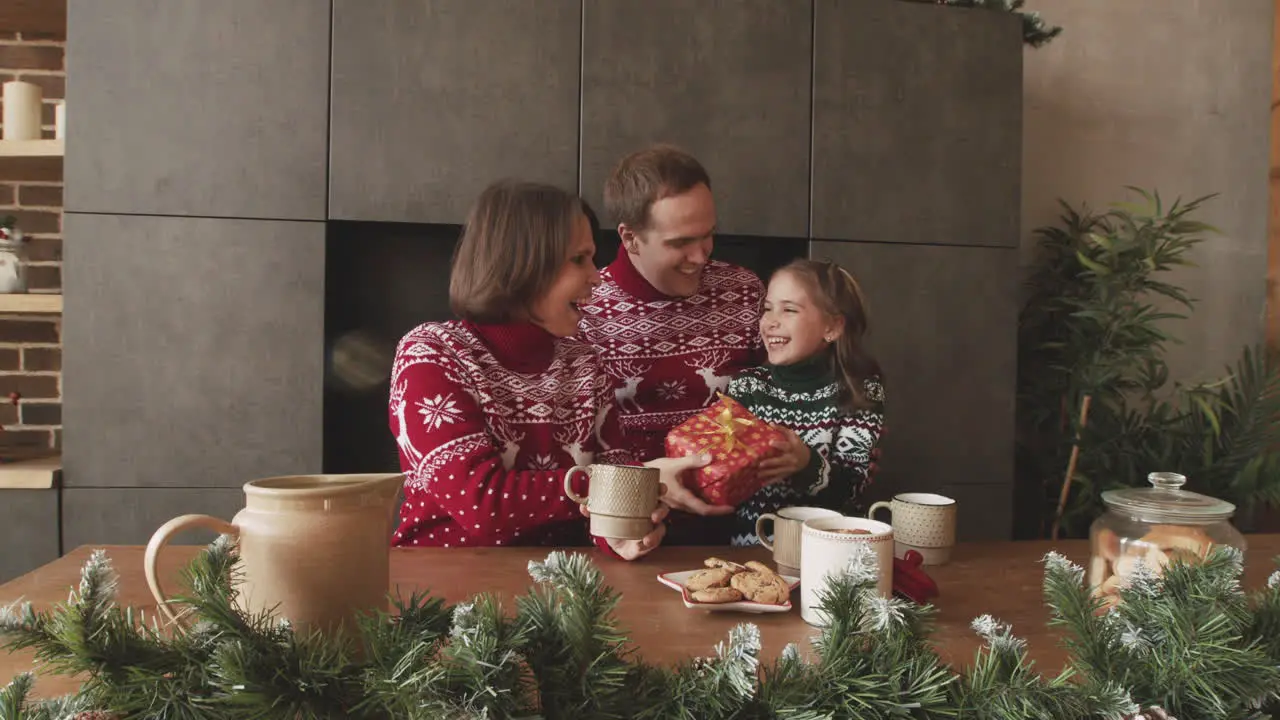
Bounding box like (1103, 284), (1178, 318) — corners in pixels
(603, 144), (711, 231)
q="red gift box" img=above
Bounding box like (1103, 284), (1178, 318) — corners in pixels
(664, 394), (787, 507)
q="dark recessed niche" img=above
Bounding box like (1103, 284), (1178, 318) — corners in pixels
(323, 221), (809, 475)
(324, 220), (460, 475)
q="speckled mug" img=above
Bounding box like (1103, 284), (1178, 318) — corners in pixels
(868, 493), (956, 565)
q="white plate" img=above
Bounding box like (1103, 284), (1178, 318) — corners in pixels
(657, 568), (800, 614)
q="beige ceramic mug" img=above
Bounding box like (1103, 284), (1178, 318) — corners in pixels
(868, 492), (957, 565)
(755, 506), (843, 576)
(144, 473), (403, 636)
(800, 516), (894, 626)
(563, 464), (664, 540)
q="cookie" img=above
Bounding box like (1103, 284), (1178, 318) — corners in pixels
(744, 561), (778, 578)
(750, 576), (790, 605)
(704, 557), (748, 573)
(730, 571), (790, 605)
(685, 567), (734, 592)
(1095, 527), (1121, 563)
(1141, 525), (1213, 558)
(691, 587), (744, 604)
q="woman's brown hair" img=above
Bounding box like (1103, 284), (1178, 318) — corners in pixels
(774, 258), (880, 411)
(449, 180), (585, 324)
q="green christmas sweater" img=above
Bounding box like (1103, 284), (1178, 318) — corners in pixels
(726, 354), (886, 547)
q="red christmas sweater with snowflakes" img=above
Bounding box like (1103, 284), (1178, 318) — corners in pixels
(577, 250), (765, 460)
(388, 320), (637, 549)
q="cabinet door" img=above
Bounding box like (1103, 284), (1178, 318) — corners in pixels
(62, 488), (244, 549)
(581, 0), (811, 238)
(0, 490), (59, 583)
(62, 214), (325, 488)
(329, 0), (581, 224)
(811, 0), (1021, 246)
(65, 0), (330, 220)
(812, 240), (1017, 539)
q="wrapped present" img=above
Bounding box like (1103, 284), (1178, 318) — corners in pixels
(665, 394), (787, 507)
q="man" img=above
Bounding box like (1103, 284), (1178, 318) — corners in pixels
(579, 144), (765, 536)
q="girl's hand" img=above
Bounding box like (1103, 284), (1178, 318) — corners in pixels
(757, 427), (811, 484)
(581, 503), (670, 560)
(644, 453), (736, 516)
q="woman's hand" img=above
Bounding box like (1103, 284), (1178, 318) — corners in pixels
(644, 453), (736, 516)
(580, 503), (670, 560)
(757, 427), (811, 484)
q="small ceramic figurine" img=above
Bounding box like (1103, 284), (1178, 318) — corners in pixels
(0, 216), (26, 294)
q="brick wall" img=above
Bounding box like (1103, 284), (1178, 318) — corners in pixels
(0, 28), (64, 454)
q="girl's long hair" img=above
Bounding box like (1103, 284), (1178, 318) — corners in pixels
(773, 259), (880, 412)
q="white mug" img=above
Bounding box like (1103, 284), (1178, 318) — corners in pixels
(800, 516), (893, 626)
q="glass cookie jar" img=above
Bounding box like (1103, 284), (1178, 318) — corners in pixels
(1088, 472), (1246, 608)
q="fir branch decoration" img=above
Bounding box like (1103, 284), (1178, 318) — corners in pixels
(518, 552), (636, 718)
(1044, 548), (1280, 719)
(901, 0), (1063, 47)
(3, 542), (1279, 719)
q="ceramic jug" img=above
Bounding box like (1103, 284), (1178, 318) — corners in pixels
(144, 473), (403, 634)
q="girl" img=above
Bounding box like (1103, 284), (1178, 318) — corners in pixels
(727, 258), (886, 547)
(388, 180), (706, 560)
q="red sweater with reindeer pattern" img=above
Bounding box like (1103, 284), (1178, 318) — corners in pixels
(578, 250), (765, 460)
(388, 320), (636, 548)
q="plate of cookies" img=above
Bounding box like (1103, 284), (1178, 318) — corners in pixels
(657, 557), (800, 613)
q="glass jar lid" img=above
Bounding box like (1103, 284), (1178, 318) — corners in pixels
(1101, 472), (1236, 523)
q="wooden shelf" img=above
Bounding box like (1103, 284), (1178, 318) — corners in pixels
(0, 455), (61, 489)
(0, 1), (66, 38)
(0, 294), (62, 314)
(0, 139), (64, 158)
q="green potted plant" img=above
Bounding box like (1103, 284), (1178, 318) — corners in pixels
(1016, 189), (1280, 539)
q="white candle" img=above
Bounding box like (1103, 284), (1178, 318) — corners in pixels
(54, 101), (65, 140)
(2, 81), (42, 141)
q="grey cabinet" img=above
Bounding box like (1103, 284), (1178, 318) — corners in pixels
(65, 0), (330, 220)
(62, 488), (245, 549)
(580, 0), (811, 238)
(812, 240), (1017, 539)
(0, 489), (59, 583)
(329, 0), (582, 224)
(811, 0), (1021, 246)
(62, 213), (325, 488)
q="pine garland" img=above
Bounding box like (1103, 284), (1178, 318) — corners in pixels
(2, 540), (1277, 720)
(902, 0), (1063, 47)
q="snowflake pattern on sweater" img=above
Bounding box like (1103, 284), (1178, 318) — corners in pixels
(725, 366), (886, 547)
(389, 321), (635, 548)
(578, 253), (765, 459)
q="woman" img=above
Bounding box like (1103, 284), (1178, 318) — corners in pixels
(388, 180), (705, 559)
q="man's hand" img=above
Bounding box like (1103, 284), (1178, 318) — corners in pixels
(643, 453), (735, 516)
(580, 503), (670, 560)
(757, 427), (811, 484)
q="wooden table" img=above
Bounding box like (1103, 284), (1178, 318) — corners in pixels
(3, 536), (1278, 699)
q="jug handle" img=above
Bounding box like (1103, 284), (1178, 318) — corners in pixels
(144, 514), (238, 625)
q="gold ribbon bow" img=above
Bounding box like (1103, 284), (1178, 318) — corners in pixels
(691, 396), (755, 454)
